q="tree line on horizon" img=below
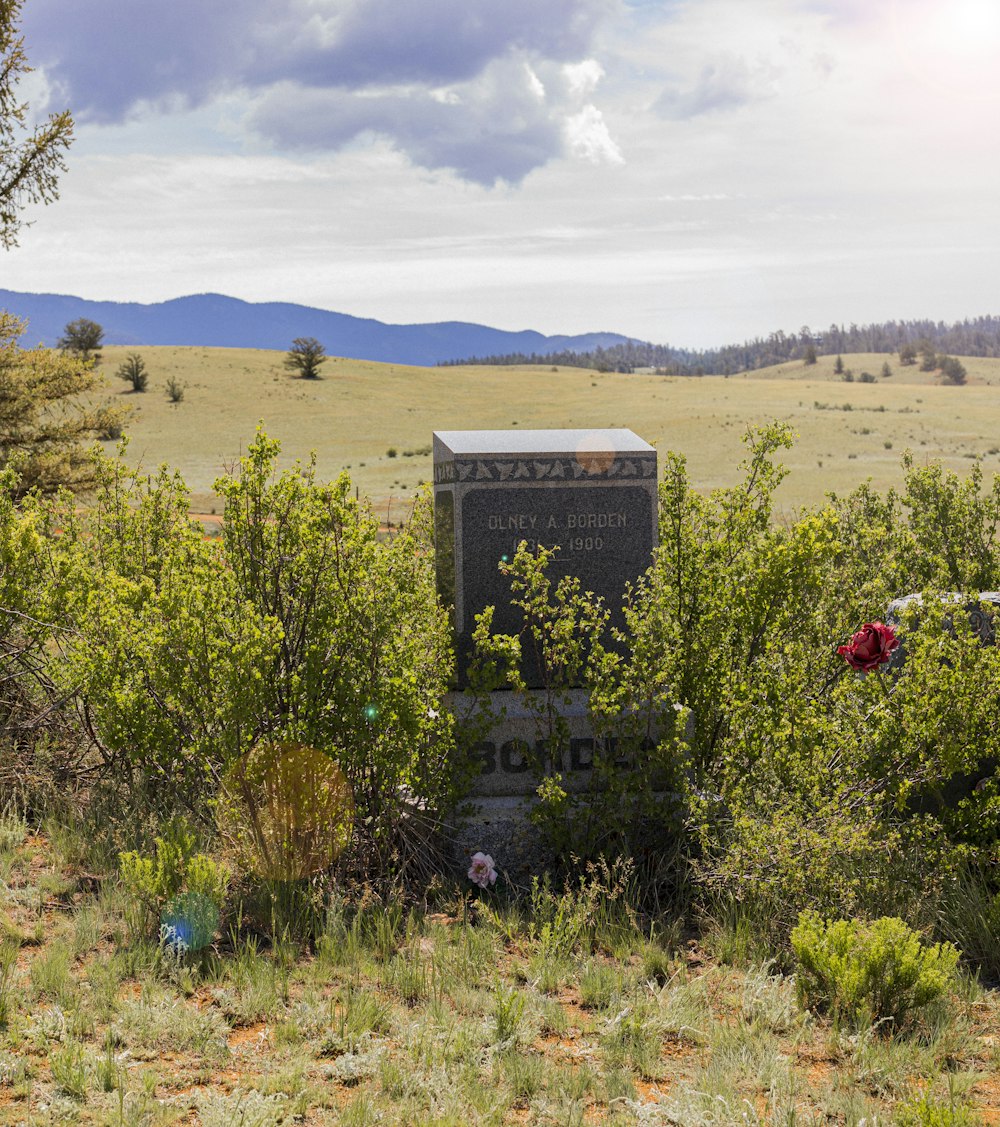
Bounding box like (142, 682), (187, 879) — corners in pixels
(440, 315), (1000, 375)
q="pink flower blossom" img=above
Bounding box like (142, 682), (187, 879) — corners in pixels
(837, 621), (900, 672)
(468, 851), (497, 889)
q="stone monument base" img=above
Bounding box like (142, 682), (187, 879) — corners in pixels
(445, 688), (684, 886)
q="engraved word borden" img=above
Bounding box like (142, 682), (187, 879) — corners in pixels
(433, 428), (658, 687)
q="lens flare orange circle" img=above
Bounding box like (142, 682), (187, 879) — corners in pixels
(217, 741), (354, 882)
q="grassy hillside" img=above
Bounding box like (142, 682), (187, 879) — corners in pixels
(94, 347), (1000, 517)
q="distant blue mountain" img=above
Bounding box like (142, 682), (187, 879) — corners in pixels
(0, 289), (636, 367)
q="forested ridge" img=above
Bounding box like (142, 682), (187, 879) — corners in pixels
(441, 314), (1000, 375)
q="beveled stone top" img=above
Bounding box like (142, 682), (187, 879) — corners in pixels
(433, 428), (655, 459)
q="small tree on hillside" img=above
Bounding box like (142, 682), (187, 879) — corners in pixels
(939, 356), (967, 386)
(285, 337), (327, 380)
(834, 355), (844, 375)
(116, 352), (148, 392)
(58, 318), (104, 364)
(881, 361), (892, 378)
(918, 340), (937, 372)
(803, 344), (817, 365)
(899, 343), (917, 366)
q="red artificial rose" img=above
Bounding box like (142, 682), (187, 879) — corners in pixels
(837, 621), (899, 672)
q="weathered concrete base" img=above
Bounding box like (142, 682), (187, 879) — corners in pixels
(445, 688), (686, 885)
(445, 689), (598, 882)
(450, 795), (555, 886)
(447, 688), (621, 798)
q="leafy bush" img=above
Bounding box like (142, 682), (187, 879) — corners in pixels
(7, 408), (1000, 940)
(0, 467), (91, 812)
(790, 911), (959, 1028)
(642, 431), (1000, 937)
(118, 824), (229, 941)
(895, 1090), (980, 1126)
(59, 431), (458, 881)
(468, 423), (1000, 925)
(115, 352), (148, 392)
(938, 864), (1000, 983)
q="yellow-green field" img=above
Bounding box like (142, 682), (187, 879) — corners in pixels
(94, 347), (1000, 518)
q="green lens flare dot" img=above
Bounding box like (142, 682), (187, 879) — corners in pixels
(217, 741), (354, 882)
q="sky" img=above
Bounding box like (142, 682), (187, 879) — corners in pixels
(4, 0), (1000, 349)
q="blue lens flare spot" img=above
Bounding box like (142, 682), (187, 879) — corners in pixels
(160, 891), (220, 953)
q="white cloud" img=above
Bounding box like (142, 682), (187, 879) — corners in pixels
(525, 64), (547, 101)
(564, 105), (624, 166)
(655, 53), (778, 118)
(563, 59), (605, 98)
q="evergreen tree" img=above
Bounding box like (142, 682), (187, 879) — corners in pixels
(939, 356), (967, 386)
(0, 0), (74, 249)
(58, 318), (104, 364)
(0, 314), (122, 497)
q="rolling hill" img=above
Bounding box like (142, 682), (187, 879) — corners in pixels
(0, 289), (635, 367)
(83, 345), (1000, 519)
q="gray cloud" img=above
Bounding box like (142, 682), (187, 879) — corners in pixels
(259, 0), (615, 89)
(654, 55), (775, 119)
(249, 57), (567, 185)
(21, 0), (265, 122)
(21, 0), (616, 182)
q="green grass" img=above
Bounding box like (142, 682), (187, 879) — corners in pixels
(90, 345), (1000, 519)
(1, 828), (999, 1123)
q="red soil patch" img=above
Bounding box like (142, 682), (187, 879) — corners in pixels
(228, 1022), (271, 1052)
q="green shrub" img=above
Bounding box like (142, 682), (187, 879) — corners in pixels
(118, 826), (229, 943)
(60, 431), (458, 881)
(790, 911), (959, 1028)
(115, 352), (148, 393)
(0, 805), (26, 854)
(0, 468), (88, 813)
(49, 1038), (88, 1100)
(938, 864), (1000, 983)
(468, 423), (1000, 924)
(660, 436), (1000, 937)
(895, 1090), (980, 1126)
(469, 537), (690, 869)
(0, 939), (18, 1028)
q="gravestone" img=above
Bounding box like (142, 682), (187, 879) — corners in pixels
(886, 591), (1000, 671)
(433, 428), (660, 874)
(433, 428), (658, 688)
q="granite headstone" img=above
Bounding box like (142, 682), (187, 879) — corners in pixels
(433, 428), (658, 688)
(434, 429), (661, 875)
